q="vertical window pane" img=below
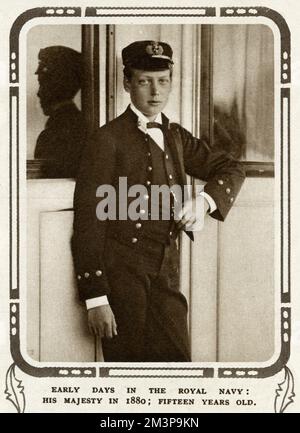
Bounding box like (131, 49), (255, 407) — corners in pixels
(213, 24), (274, 162)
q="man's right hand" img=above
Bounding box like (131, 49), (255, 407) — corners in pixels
(87, 305), (118, 339)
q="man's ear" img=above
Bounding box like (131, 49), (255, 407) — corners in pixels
(123, 76), (131, 93)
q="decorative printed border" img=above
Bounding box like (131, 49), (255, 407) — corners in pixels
(85, 6), (216, 17)
(274, 366), (295, 413)
(218, 308), (291, 378)
(220, 6), (291, 84)
(9, 7), (81, 84)
(8, 5), (292, 389)
(5, 363), (26, 413)
(9, 302), (96, 377)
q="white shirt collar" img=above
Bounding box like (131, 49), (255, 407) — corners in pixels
(130, 103), (162, 134)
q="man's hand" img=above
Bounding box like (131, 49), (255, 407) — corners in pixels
(88, 305), (118, 339)
(176, 196), (209, 232)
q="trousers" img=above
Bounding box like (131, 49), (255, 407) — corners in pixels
(102, 236), (191, 362)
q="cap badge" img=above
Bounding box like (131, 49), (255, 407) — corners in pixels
(146, 42), (164, 56)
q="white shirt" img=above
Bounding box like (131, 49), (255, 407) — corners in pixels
(130, 103), (165, 151)
(85, 104), (216, 310)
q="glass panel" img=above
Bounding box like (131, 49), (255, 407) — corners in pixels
(212, 24), (274, 162)
(26, 25), (83, 178)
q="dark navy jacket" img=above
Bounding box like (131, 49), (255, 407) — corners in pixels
(72, 106), (245, 302)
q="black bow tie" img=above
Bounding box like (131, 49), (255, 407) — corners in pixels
(147, 122), (164, 131)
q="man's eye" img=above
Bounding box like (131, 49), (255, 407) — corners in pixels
(159, 79), (169, 85)
(139, 79), (149, 85)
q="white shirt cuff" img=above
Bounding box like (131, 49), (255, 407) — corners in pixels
(198, 192), (217, 214)
(85, 296), (109, 310)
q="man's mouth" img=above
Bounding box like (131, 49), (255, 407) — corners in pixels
(148, 101), (162, 105)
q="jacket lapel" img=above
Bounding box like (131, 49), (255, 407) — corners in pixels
(162, 113), (187, 187)
(162, 114), (194, 242)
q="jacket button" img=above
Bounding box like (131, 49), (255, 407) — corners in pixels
(165, 154), (169, 160)
(144, 194), (149, 200)
(95, 270), (102, 277)
(218, 179), (224, 185)
(84, 272), (90, 278)
(140, 209), (146, 214)
(147, 166), (152, 172)
(147, 152), (151, 157)
(146, 180), (151, 186)
(169, 174), (173, 180)
(136, 223), (142, 229)
(226, 188), (231, 194)
(77, 275), (81, 280)
(230, 197), (234, 203)
(132, 237), (138, 243)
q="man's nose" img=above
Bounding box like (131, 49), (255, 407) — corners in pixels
(151, 82), (159, 96)
(35, 65), (41, 75)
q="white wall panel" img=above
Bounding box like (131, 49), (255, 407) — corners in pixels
(40, 211), (94, 362)
(27, 179), (95, 362)
(217, 178), (274, 362)
(190, 216), (218, 362)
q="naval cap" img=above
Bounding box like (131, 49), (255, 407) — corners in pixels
(122, 40), (173, 70)
(35, 46), (82, 99)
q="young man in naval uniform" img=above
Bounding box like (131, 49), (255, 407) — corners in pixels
(72, 40), (245, 362)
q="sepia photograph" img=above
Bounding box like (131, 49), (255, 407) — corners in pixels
(26, 22), (275, 364)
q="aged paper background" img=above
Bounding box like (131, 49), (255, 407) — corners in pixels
(0, 0), (300, 413)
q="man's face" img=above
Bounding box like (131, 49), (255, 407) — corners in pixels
(35, 61), (64, 116)
(124, 68), (172, 119)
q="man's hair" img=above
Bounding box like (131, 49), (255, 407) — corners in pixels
(123, 64), (173, 81)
